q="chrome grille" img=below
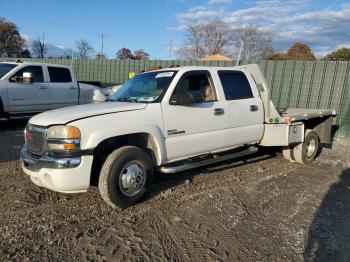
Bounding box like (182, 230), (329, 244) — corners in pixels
(25, 125), (47, 156)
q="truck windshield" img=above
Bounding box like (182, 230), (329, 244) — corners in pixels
(0, 63), (18, 79)
(110, 71), (177, 103)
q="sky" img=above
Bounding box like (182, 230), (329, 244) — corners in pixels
(2, 0), (350, 59)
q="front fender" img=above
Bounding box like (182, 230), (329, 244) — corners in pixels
(70, 105), (166, 165)
(87, 125), (166, 165)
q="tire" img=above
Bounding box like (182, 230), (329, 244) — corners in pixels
(0, 98), (4, 118)
(98, 146), (153, 209)
(293, 131), (320, 164)
(282, 146), (295, 162)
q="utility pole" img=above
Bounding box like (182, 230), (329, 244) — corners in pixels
(100, 34), (104, 61)
(70, 49), (74, 67)
(169, 39), (173, 60)
(237, 41), (244, 66)
(42, 32), (45, 58)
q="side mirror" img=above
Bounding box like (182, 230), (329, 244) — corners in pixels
(9, 72), (33, 84)
(170, 91), (204, 105)
(22, 72), (33, 84)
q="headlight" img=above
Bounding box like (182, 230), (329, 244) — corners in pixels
(47, 125), (81, 139)
(47, 125), (81, 153)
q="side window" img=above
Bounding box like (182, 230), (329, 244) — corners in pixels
(218, 71), (253, 100)
(12, 66), (44, 82)
(171, 71), (216, 103)
(48, 67), (72, 83)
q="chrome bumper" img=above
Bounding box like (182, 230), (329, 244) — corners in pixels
(20, 146), (81, 171)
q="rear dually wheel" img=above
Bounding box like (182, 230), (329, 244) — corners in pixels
(293, 131), (320, 164)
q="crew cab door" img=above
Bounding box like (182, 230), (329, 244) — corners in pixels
(7, 65), (49, 113)
(161, 70), (227, 161)
(47, 66), (78, 109)
(217, 70), (264, 147)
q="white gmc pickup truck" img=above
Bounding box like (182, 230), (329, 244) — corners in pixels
(0, 61), (105, 119)
(20, 64), (336, 208)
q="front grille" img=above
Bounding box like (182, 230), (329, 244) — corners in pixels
(26, 125), (47, 156)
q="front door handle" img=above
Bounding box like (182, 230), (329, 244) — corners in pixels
(39, 86), (48, 89)
(70, 86), (77, 89)
(250, 105), (259, 112)
(214, 108), (225, 116)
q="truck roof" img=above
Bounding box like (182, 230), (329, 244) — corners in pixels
(142, 65), (245, 74)
(0, 61), (71, 68)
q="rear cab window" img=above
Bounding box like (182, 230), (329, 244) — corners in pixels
(218, 70), (253, 100)
(48, 67), (72, 82)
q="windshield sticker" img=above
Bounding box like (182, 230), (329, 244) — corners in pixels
(155, 72), (174, 78)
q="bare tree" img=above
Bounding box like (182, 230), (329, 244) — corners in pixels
(178, 24), (205, 59)
(116, 48), (134, 59)
(178, 21), (272, 60)
(233, 25), (272, 60)
(32, 34), (46, 58)
(75, 39), (94, 59)
(177, 21), (234, 59)
(133, 49), (149, 60)
(202, 21), (234, 56)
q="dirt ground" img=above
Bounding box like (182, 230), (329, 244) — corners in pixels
(1, 120), (350, 261)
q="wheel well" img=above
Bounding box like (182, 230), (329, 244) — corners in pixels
(90, 133), (160, 185)
(304, 116), (333, 143)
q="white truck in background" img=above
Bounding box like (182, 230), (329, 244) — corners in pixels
(21, 64), (336, 208)
(0, 61), (105, 119)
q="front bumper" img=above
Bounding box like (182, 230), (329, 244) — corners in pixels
(21, 146), (81, 171)
(20, 146), (93, 193)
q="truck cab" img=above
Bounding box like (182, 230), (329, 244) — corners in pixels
(0, 61), (105, 118)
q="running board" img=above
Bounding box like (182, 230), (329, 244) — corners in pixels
(159, 146), (258, 174)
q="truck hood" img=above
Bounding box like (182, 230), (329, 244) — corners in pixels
(29, 102), (147, 126)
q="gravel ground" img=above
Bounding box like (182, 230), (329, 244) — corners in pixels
(1, 120), (350, 261)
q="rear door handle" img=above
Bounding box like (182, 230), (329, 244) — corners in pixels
(250, 105), (259, 112)
(214, 108), (225, 116)
(39, 86), (48, 89)
(70, 86), (77, 89)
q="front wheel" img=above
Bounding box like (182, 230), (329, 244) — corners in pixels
(293, 131), (320, 164)
(98, 146), (153, 209)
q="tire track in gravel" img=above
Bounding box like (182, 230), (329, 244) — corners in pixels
(1, 128), (349, 261)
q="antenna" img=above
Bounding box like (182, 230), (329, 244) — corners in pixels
(236, 41), (244, 66)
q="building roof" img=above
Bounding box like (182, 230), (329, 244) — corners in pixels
(199, 54), (232, 61)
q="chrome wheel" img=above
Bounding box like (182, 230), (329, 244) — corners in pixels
(119, 161), (146, 197)
(305, 138), (316, 158)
